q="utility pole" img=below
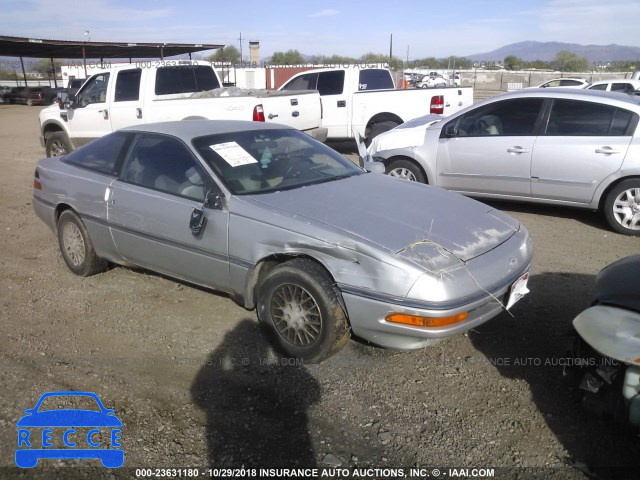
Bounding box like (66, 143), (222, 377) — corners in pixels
(389, 34), (393, 65)
(238, 32), (243, 63)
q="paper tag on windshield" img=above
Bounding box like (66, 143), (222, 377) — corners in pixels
(210, 142), (257, 167)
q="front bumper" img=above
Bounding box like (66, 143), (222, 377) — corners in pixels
(340, 226), (532, 350)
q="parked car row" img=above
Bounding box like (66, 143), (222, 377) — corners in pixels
(536, 77), (640, 94)
(1, 86), (66, 106)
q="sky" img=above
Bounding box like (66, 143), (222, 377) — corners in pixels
(0, 0), (638, 60)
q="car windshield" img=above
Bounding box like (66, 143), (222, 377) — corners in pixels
(193, 129), (363, 195)
(37, 395), (101, 412)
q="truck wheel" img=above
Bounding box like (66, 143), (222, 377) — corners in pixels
(46, 132), (71, 157)
(603, 179), (640, 236)
(57, 210), (108, 276)
(366, 120), (400, 146)
(386, 158), (426, 183)
(257, 259), (350, 363)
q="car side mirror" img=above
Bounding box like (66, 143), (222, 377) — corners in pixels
(442, 122), (458, 138)
(204, 190), (224, 210)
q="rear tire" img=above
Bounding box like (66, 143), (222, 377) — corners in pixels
(45, 132), (71, 157)
(57, 210), (107, 276)
(386, 158), (426, 183)
(257, 259), (350, 363)
(603, 179), (640, 236)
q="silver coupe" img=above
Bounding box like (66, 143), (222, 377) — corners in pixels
(33, 120), (533, 362)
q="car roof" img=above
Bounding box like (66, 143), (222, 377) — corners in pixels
(486, 87), (640, 109)
(589, 79), (640, 86)
(542, 77), (587, 82)
(121, 120), (292, 141)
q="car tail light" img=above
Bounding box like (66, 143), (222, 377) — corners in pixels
(34, 169), (41, 190)
(385, 312), (468, 328)
(253, 105), (265, 122)
(430, 95), (444, 114)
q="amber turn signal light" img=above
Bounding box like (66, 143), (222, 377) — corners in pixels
(385, 312), (468, 328)
(33, 179), (42, 190)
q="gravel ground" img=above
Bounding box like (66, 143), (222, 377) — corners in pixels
(1, 104), (639, 480)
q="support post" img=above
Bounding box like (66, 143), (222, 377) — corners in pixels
(19, 56), (27, 86)
(50, 57), (58, 88)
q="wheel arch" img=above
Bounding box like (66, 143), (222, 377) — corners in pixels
(383, 155), (431, 184)
(53, 203), (76, 232)
(598, 175), (640, 211)
(365, 113), (404, 135)
(243, 253), (347, 315)
(42, 120), (67, 139)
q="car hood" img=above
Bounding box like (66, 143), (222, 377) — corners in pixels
(247, 174), (519, 268)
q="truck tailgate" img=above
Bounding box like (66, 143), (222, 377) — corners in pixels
(257, 90), (322, 131)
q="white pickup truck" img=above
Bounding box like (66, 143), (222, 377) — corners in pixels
(39, 61), (326, 156)
(279, 67), (473, 143)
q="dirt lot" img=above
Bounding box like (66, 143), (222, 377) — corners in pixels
(1, 104), (639, 479)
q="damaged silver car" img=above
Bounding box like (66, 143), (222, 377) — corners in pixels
(33, 120), (533, 362)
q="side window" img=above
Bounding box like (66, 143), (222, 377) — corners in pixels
(611, 83), (633, 93)
(155, 66), (220, 95)
(456, 99), (544, 137)
(588, 84), (608, 91)
(358, 69), (394, 90)
(281, 73), (318, 91)
(64, 132), (131, 175)
(122, 135), (207, 201)
(76, 73), (110, 107)
(114, 69), (142, 102)
(316, 71), (345, 95)
(559, 79), (582, 87)
(545, 99), (636, 136)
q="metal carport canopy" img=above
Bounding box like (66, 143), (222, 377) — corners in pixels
(0, 35), (223, 59)
(0, 35), (223, 87)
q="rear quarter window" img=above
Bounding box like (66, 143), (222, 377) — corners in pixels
(63, 132), (132, 175)
(545, 99), (638, 136)
(155, 65), (220, 95)
(358, 70), (394, 91)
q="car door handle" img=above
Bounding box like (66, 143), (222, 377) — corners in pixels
(98, 109), (109, 120)
(268, 113), (278, 119)
(595, 147), (620, 155)
(337, 100), (346, 107)
(507, 146), (529, 154)
(136, 108), (142, 119)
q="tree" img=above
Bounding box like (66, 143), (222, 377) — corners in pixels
(552, 50), (590, 72)
(206, 45), (241, 64)
(33, 59), (62, 77)
(504, 55), (523, 70)
(0, 69), (19, 80)
(269, 50), (305, 65)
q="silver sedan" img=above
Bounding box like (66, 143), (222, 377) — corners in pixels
(33, 120), (532, 362)
(369, 89), (640, 236)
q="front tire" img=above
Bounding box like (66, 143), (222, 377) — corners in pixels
(257, 259), (350, 363)
(57, 210), (107, 276)
(603, 179), (640, 236)
(386, 158), (426, 183)
(45, 132), (71, 157)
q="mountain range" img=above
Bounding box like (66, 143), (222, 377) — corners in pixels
(467, 41), (640, 63)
